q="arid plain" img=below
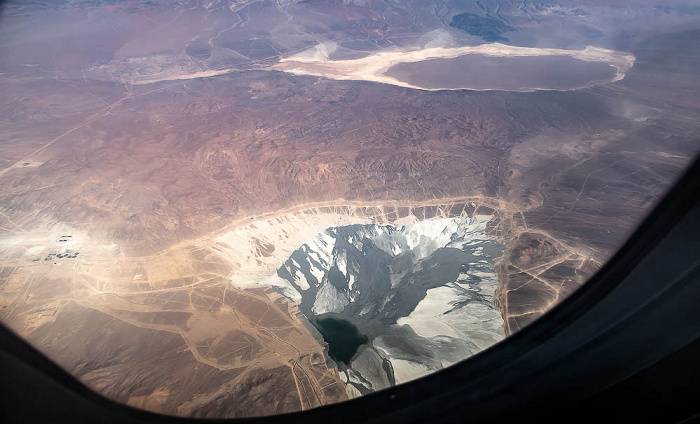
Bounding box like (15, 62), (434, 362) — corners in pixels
(1, 0), (700, 418)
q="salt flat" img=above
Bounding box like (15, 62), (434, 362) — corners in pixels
(273, 43), (635, 91)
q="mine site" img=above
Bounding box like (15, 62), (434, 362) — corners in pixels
(0, 197), (595, 408)
(1, 0), (700, 419)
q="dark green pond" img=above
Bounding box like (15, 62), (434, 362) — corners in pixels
(312, 317), (368, 365)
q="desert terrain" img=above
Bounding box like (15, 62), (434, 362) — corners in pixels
(1, 0), (699, 418)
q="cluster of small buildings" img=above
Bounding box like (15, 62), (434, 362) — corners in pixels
(44, 251), (79, 261)
(40, 235), (80, 261)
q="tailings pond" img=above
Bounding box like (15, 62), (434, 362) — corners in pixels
(312, 317), (368, 365)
